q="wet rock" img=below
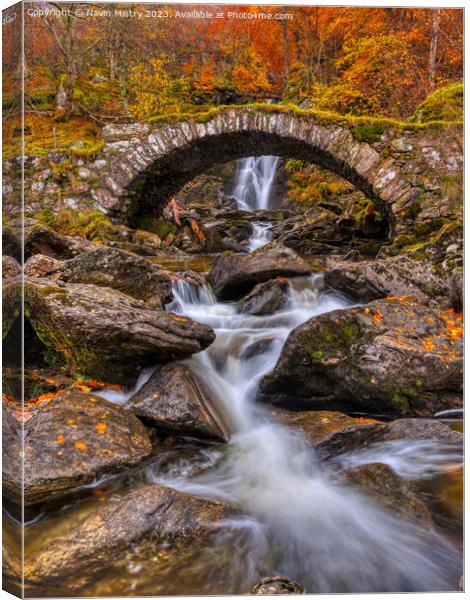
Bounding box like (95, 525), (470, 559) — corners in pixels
(2, 255), (21, 279)
(127, 363), (227, 441)
(23, 483), (238, 596)
(371, 418), (463, 445)
(24, 278), (215, 384)
(449, 267), (463, 312)
(251, 576), (305, 594)
(59, 246), (173, 308)
(259, 298), (462, 416)
(208, 246), (310, 300)
(240, 338), (275, 360)
(324, 256), (450, 307)
(4, 389), (152, 505)
(272, 409), (381, 459)
(345, 463), (433, 527)
(316, 417), (462, 459)
(24, 254), (63, 279)
(272, 208), (352, 255)
(235, 278), (290, 315)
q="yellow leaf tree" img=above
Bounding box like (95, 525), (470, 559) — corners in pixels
(128, 57), (183, 120)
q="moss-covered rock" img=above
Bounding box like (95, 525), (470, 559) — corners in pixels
(324, 256), (450, 308)
(259, 298), (463, 417)
(35, 208), (164, 257)
(24, 278), (215, 384)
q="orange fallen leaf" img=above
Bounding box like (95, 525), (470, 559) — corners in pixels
(96, 422), (107, 434)
(75, 442), (87, 451)
(57, 434), (64, 444)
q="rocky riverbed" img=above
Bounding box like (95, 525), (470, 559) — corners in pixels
(2, 156), (463, 596)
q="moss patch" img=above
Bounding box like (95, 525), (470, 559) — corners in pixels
(409, 83), (463, 124)
(352, 124), (386, 144)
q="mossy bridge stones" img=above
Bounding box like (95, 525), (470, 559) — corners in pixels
(14, 105), (461, 241)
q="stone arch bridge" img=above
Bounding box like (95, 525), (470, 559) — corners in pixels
(90, 106), (462, 238)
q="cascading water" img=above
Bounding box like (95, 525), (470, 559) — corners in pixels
(247, 222), (273, 252)
(232, 155), (280, 250)
(232, 156), (280, 212)
(145, 275), (461, 593)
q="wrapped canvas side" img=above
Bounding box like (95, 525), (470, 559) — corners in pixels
(3, 2), (24, 598)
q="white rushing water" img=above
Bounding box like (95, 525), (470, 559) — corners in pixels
(143, 275), (460, 593)
(247, 222), (273, 252)
(232, 154), (279, 251)
(232, 155), (280, 211)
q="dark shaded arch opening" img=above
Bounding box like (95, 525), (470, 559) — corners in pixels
(122, 131), (394, 238)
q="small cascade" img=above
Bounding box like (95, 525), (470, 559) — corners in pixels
(248, 222), (273, 252)
(170, 277), (217, 309)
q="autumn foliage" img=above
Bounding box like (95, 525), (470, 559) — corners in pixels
(2, 3), (463, 146)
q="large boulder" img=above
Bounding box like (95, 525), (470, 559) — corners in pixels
(3, 389), (152, 505)
(324, 256), (450, 307)
(259, 298), (463, 416)
(271, 208), (348, 255)
(24, 278), (215, 383)
(24, 247), (173, 309)
(59, 246), (173, 308)
(126, 362), (228, 441)
(235, 278), (290, 315)
(208, 246), (310, 300)
(22, 484), (238, 596)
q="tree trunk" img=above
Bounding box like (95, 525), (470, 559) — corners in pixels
(428, 9), (441, 91)
(282, 7), (290, 91)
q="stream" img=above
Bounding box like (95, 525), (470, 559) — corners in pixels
(20, 155), (463, 595)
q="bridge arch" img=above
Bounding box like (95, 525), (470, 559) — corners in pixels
(91, 106), (450, 238)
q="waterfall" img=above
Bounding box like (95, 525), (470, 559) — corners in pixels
(142, 275), (461, 593)
(232, 156), (281, 211)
